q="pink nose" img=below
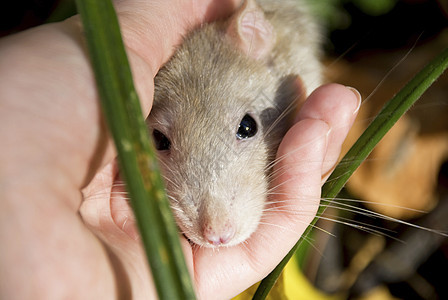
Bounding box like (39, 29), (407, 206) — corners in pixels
(203, 223), (235, 246)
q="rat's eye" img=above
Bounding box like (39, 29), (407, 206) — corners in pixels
(236, 114), (258, 140)
(152, 129), (171, 151)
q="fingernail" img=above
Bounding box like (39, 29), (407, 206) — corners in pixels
(345, 86), (362, 115)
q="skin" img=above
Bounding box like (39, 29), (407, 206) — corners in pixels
(0, 0), (360, 299)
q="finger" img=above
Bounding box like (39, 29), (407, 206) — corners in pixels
(297, 83), (361, 180)
(80, 161), (158, 298)
(114, 0), (242, 74)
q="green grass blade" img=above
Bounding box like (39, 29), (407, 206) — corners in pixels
(75, 0), (196, 299)
(253, 48), (448, 299)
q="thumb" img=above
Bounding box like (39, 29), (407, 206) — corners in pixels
(114, 0), (242, 77)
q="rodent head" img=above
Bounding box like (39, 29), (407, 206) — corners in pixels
(149, 0), (305, 247)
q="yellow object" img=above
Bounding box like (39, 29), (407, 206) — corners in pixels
(233, 256), (342, 300)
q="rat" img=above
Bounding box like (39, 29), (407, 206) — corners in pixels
(148, 0), (322, 247)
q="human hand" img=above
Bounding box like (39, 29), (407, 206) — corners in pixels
(0, 0), (360, 299)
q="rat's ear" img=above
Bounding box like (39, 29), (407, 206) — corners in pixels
(226, 0), (275, 60)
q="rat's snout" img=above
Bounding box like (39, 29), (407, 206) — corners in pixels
(202, 220), (236, 246)
(199, 196), (237, 247)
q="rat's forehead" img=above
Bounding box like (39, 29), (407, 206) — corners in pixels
(154, 66), (274, 111)
(158, 30), (273, 92)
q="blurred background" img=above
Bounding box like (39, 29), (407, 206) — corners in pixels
(2, 1), (447, 299)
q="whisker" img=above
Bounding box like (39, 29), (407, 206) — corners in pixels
(326, 197), (428, 214)
(321, 212), (397, 234)
(316, 216), (404, 242)
(363, 33), (421, 105)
